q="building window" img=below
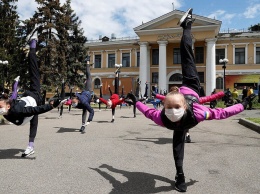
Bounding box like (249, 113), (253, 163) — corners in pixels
(152, 72), (158, 83)
(137, 51), (140, 67)
(94, 54), (101, 68)
(216, 49), (225, 65)
(173, 48), (181, 64)
(195, 47), (204, 63)
(235, 48), (245, 64)
(198, 72), (204, 83)
(216, 77), (223, 89)
(108, 53), (115, 68)
(152, 49), (159, 65)
(122, 53), (130, 67)
(94, 78), (101, 89)
(169, 73), (183, 81)
(256, 47), (260, 64)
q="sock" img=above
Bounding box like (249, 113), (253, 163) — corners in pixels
(28, 142), (34, 148)
(30, 40), (37, 48)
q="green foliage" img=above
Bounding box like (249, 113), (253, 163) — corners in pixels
(246, 117), (260, 124)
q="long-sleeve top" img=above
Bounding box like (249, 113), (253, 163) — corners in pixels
(136, 86), (244, 127)
(99, 94), (125, 109)
(4, 96), (53, 126)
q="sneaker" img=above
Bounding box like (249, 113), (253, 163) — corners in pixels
(115, 64), (122, 68)
(26, 24), (40, 43)
(21, 146), (35, 157)
(175, 173), (187, 192)
(185, 135), (191, 143)
(177, 8), (194, 27)
(115, 64), (122, 73)
(79, 126), (85, 133)
(111, 119), (115, 123)
(14, 76), (20, 82)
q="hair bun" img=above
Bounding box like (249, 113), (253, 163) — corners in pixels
(170, 86), (179, 92)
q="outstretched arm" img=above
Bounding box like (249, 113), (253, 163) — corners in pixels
(136, 102), (164, 127)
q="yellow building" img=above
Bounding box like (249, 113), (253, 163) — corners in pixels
(86, 9), (260, 97)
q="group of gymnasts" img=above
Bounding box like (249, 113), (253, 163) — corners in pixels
(0, 8), (256, 192)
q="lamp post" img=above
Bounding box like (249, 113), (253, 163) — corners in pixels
(0, 60), (9, 89)
(219, 58), (228, 91)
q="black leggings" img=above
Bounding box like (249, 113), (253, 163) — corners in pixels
(172, 23), (200, 170)
(26, 48), (42, 141)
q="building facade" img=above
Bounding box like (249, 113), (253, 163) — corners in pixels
(86, 9), (260, 97)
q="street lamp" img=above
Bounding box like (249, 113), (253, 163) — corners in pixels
(0, 60), (9, 89)
(219, 58), (228, 91)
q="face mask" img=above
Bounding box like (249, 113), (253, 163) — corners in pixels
(165, 108), (185, 122)
(72, 103), (78, 107)
(0, 107), (8, 115)
(107, 100), (112, 108)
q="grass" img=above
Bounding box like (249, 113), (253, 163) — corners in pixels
(216, 97), (260, 109)
(245, 118), (260, 124)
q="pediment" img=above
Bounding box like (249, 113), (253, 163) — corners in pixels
(134, 9), (221, 35)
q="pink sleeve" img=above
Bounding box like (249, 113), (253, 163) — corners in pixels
(136, 102), (164, 127)
(155, 94), (165, 101)
(193, 103), (244, 122)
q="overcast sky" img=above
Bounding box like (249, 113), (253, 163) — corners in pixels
(16, 0), (260, 40)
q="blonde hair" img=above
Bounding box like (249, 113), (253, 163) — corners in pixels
(164, 88), (187, 109)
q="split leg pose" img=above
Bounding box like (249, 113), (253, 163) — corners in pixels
(127, 9), (256, 192)
(0, 27), (62, 157)
(67, 57), (95, 133)
(95, 65), (124, 122)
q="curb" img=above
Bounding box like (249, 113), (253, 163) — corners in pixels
(239, 118), (260, 134)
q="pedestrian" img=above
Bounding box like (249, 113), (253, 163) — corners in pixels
(0, 26), (62, 157)
(242, 86), (248, 100)
(247, 86), (254, 110)
(126, 8), (256, 192)
(210, 88), (217, 108)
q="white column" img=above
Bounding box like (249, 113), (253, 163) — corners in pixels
(158, 41), (168, 92)
(205, 38), (217, 95)
(139, 42), (149, 94)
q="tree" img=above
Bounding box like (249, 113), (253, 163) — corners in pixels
(249, 23), (260, 31)
(0, 0), (21, 89)
(63, 0), (88, 89)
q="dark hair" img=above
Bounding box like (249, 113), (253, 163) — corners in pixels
(0, 93), (12, 105)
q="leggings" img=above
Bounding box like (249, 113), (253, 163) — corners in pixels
(85, 64), (92, 91)
(59, 81), (65, 116)
(173, 22), (200, 169)
(24, 47), (42, 142)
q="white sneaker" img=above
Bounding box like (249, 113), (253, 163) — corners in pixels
(14, 76), (20, 82)
(177, 8), (193, 26)
(21, 146), (35, 157)
(115, 64), (122, 68)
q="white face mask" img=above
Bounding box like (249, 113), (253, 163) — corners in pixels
(165, 108), (185, 122)
(72, 103), (78, 107)
(107, 100), (112, 108)
(0, 107), (8, 115)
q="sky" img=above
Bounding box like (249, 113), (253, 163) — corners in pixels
(16, 0), (260, 40)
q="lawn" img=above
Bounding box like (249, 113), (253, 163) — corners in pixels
(246, 118), (260, 124)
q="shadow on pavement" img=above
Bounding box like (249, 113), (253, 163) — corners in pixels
(90, 164), (198, 193)
(0, 149), (36, 160)
(55, 127), (79, 133)
(124, 137), (172, 145)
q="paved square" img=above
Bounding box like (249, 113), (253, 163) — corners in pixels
(0, 106), (259, 193)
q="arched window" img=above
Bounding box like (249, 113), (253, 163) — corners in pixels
(94, 78), (101, 89)
(169, 73), (183, 82)
(216, 77), (223, 89)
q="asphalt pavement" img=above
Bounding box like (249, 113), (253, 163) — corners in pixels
(0, 105), (259, 194)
